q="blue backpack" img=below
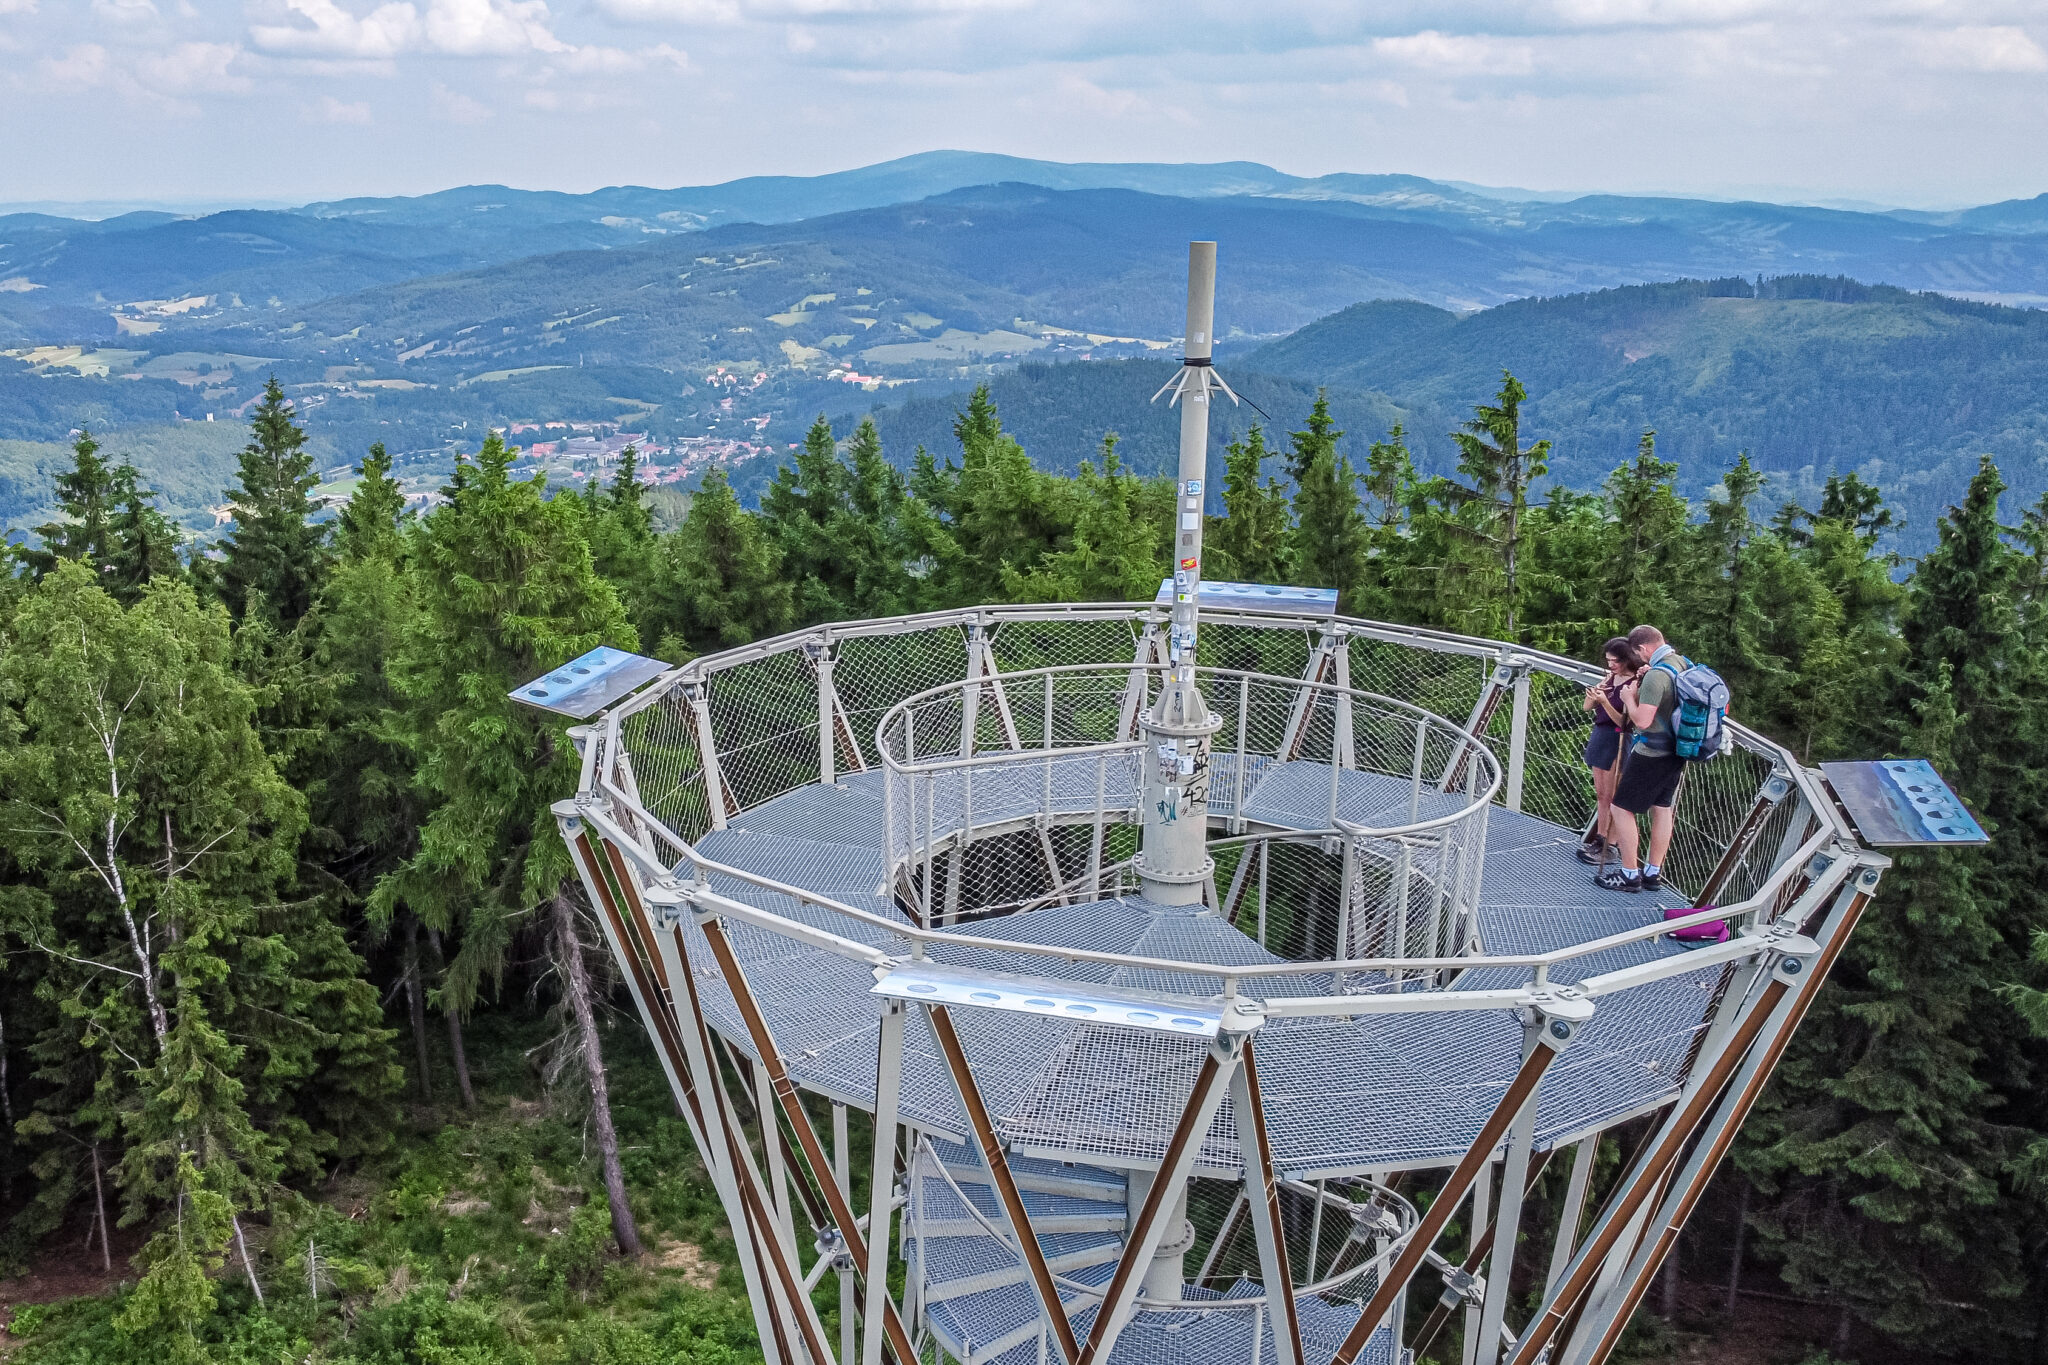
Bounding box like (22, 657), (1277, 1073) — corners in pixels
(1653, 655), (1729, 761)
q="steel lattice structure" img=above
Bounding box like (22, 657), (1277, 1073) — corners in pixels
(541, 245), (1895, 1365)
(550, 599), (1884, 1365)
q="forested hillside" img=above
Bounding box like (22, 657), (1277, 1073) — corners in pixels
(0, 371), (2045, 1365)
(833, 277), (2048, 549)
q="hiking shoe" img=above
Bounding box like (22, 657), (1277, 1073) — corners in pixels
(1641, 869), (1663, 892)
(1596, 867), (1643, 893)
(1575, 842), (1605, 865)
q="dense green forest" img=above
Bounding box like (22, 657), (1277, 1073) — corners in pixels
(0, 370), (2045, 1365)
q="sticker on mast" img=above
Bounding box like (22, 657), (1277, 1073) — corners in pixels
(1179, 557), (1198, 570)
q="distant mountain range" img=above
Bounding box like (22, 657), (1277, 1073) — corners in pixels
(9, 150), (2048, 348)
(5, 153), (2048, 549)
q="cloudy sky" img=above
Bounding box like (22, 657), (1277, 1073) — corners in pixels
(1, 0), (2044, 210)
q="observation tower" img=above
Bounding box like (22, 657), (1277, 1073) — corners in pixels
(518, 245), (1981, 1365)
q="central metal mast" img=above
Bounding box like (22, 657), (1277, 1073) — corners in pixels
(1137, 241), (1233, 906)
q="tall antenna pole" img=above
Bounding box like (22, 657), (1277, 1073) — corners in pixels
(1137, 242), (1229, 907)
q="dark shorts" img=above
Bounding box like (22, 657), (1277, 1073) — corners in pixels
(1583, 727), (1622, 772)
(1614, 748), (1684, 813)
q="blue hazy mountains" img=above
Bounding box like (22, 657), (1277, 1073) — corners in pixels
(9, 152), (2048, 349)
(7, 152), (2048, 546)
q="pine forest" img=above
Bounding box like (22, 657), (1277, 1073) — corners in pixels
(0, 373), (2044, 1365)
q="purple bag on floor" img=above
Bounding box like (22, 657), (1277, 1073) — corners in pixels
(1666, 905), (1730, 943)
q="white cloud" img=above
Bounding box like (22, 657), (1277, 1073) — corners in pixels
(422, 0), (566, 55)
(593, 0), (1020, 23)
(251, 0), (570, 59)
(1917, 24), (2048, 72)
(556, 41), (688, 71)
(1371, 30), (1536, 73)
(309, 92), (374, 121)
(0, 0), (38, 14)
(251, 0), (423, 59)
(594, 0), (739, 22)
(431, 79), (491, 121)
(38, 42), (110, 86)
(135, 41), (247, 94)
(90, 0), (160, 25)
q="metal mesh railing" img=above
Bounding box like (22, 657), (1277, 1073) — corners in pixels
(593, 601), (1839, 988)
(874, 663), (1499, 943)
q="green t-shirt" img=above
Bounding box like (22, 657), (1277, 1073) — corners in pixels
(1631, 649), (1682, 756)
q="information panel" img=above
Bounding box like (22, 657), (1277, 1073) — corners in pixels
(1820, 759), (1988, 847)
(510, 646), (670, 718)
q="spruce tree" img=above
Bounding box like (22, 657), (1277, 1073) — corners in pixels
(910, 386), (1075, 607)
(1742, 459), (2037, 1350)
(106, 464), (184, 604)
(1287, 395), (1371, 612)
(1597, 430), (1689, 631)
(583, 446), (657, 630)
(647, 467), (794, 656)
(376, 434), (642, 1249)
(1440, 371), (1552, 639)
(1206, 425), (1291, 585)
(1007, 435), (1171, 603)
(761, 415), (850, 623)
(838, 416), (914, 618)
(220, 377), (327, 625)
(23, 429), (119, 581)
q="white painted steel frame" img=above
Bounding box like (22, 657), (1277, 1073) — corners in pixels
(560, 598), (1881, 1365)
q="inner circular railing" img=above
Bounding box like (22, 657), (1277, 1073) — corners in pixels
(876, 662), (1501, 969)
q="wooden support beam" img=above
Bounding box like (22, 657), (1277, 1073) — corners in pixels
(1078, 1037), (1242, 1365)
(1229, 1039), (1303, 1365)
(1693, 774), (1791, 908)
(1568, 883), (1876, 1365)
(925, 1003), (1082, 1365)
(1503, 954), (1821, 1365)
(1411, 1147), (1557, 1361)
(700, 918), (919, 1365)
(1329, 997), (1587, 1365)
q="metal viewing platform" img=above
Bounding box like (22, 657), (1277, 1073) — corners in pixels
(530, 245), (1921, 1365)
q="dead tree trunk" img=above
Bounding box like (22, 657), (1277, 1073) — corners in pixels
(1725, 1180), (1750, 1315)
(551, 885), (642, 1258)
(403, 915), (433, 1103)
(427, 928), (476, 1109)
(90, 1143), (111, 1272)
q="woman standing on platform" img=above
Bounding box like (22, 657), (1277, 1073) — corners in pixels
(1578, 637), (1640, 865)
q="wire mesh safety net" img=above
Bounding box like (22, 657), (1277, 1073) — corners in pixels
(593, 604), (1824, 1183)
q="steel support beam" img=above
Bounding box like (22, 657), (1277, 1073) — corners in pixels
(926, 1003), (1082, 1365)
(1474, 1021), (1544, 1365)
(863, 1000), (906, 1365)
(699, 917), (919, 1365)
(1565, 868), (1881, 1365)
(1228, 1039), (1303, 1365)
(1547, 1136), (1598, 1294)
(1462, 1158), (1491, 1365)
(1503, 924), (1837, 1365)
(1410, 1147), (1557, 1362)
(662, 892), (833, 1363)
(1504, 665), (1531, 813)
(686, 681), (734, 829)
(1328, 990), (1593, 1365)
(1078, 1031), (1244, 1365)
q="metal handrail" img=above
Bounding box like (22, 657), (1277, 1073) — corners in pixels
(603, 598), (1851, 852)
(585, 781), (1845, 993)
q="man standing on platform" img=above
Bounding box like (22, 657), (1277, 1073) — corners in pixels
(1597, 624), (1687, 893)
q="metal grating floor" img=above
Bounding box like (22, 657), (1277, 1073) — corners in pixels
(678, 760), (1716, 1177)
(911, 1137), (1395, 1365)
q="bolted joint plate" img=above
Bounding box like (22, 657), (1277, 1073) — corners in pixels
(1528, 987), (1596, 1050)
(871, 960), (1255, 1040)
(641, 881), (693, 931)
